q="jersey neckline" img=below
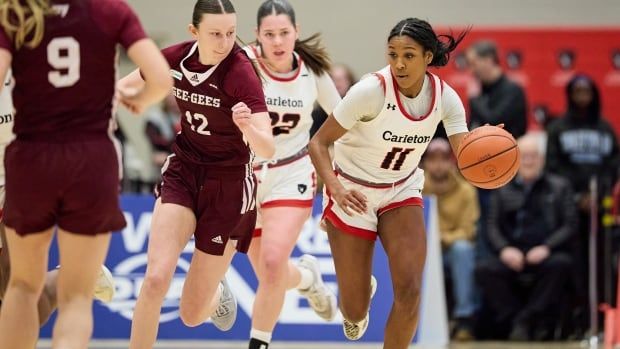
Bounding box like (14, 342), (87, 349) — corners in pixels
(390, 71), (437, 122)
(251, 45), (303, 82)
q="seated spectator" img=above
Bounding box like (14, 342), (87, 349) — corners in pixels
(310, 63), (355, 137)
(476, 133), (578, 341)
(422, 139), (480, 341)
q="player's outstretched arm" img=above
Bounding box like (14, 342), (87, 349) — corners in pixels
(119, 39), (172, 114)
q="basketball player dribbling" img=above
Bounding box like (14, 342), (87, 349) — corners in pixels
(0, 69), (116, 327)
(242, 1), (340, 347)
(309, 18), (470, 348)
(0, 0), (172, 348)
(116, 1), (275, 348)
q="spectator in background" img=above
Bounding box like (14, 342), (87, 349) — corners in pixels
(422, 139), (479, 341)
(465, 40), (529, 261)
(476, 134), (577, 341)
(545, 74), (620, 333)
(145, 93), (181, 172)
(466, 40), (527, 139)
(546, 74), (620, 214)
(310, 63), (356, 137)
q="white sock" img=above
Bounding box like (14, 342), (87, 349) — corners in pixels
(296, 266), (314, 290)
(250, 328), (272, 343)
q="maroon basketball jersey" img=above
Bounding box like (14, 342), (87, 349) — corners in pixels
(161, 41), (268, 168)
(0, 0), (146, 140)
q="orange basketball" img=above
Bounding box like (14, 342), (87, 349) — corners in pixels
(457, 126), (520, 189)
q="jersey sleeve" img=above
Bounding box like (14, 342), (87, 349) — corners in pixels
(225, 55), (268, 114)
(441, 83), (469, 136)
(332, 75), (384, 130)
(94, 0), (147, 50)
(314, 72), (341, 116)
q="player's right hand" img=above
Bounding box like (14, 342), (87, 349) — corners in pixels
(332, 187), (368, 216)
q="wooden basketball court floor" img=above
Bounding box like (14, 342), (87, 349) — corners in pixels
(36, 340), (596, 348)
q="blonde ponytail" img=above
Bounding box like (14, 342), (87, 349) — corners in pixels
(0, 0), (53, 49)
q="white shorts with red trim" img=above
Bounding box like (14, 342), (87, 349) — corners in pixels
(321, 168), (425, 241)
(254, 155), (316, 234)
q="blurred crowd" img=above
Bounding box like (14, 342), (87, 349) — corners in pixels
(116, 39), (620, 342)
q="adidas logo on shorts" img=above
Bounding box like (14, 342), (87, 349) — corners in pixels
(211, 235), (223, 244)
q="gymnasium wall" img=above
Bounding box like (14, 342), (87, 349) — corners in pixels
(119, 0), (620, 183)
(126, 0), (620, 75)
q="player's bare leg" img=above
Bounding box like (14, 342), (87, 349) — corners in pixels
(129, 199), (196, 349)
(178, 240), (237, 328)
(0, 226), (54, 349)
(52, 229), (111, 349)
(324, 220), (375, 339)
(378, 206), (426, 349)
(248, 206), (322, 346)
(38, 268), (58, 325)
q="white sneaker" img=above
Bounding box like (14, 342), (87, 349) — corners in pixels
(343, 275), (377, 340)
(297, 254), (337, 321)
(93, 265), (115, 303)
(211, 277), (237, 331)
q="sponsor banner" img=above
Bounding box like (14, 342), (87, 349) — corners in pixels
(40, 194), (446, 344)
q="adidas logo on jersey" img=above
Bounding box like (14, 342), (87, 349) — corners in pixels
(211, 235), (224, 244)
(190, 74), (200, 82)
(387, 103), (396, 111)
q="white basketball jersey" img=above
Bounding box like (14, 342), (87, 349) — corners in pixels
(335, 66), (443, 184)
(244, 46), (319, 162)
(0, 70), (14, 186)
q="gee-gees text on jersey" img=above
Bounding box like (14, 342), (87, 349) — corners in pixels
(172, 86), (221, 108)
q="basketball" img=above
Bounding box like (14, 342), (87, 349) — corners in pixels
(457, 126), (520, 189)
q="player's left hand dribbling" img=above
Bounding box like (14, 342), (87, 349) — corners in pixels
(232, 102), (252, 131)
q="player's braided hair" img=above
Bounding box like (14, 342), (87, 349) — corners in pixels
(388, 18), (469, 67)
(257, 0), (331, 76)
(0, 0), (54, 49)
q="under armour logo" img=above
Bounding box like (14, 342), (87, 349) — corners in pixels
(387, 103), (396, 111)
(211, 235), (223, 244)
(190, 74), (199, 82)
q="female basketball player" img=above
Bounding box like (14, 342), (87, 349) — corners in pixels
(116, 1), (274, 348)
(309, 18), (469, 348)
(0, 0), (172, 348)
(0, 70), (116, 327)
(243, 1), (340, 347)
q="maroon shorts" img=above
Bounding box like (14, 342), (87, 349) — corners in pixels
(157, 154), (257, 256)
(3, 138), (126, 236)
